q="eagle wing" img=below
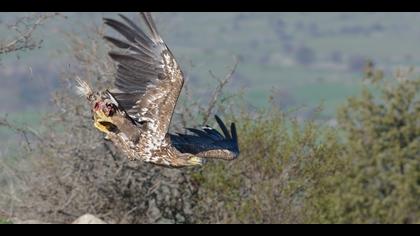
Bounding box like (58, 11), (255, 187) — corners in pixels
(170, 115), (240, 160)
(104, 12), (184, 141)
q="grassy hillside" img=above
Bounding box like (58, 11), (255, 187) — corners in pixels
(2, 12), (420, 120)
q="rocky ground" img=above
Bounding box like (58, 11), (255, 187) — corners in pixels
(8, 214), (107, 224)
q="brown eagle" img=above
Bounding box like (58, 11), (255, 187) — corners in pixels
(76, 12), (239, 168)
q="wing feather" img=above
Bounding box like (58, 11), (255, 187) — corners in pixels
(215, 115), (232, 139)
(104, 13), (184, 140)
(170, 115), (240, 160)
(203, 126), (225, 140)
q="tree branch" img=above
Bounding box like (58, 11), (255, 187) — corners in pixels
(0, 117), (43, 151)
(0, 13), (61, 56)
(201, 56), (238, 124)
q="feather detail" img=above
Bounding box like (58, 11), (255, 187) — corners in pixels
(75, 77), (93, 100)
(170, 115), (240, 160)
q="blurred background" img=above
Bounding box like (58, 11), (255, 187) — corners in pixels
(0, 13), (418, 224)
(3, 13), (420, 117)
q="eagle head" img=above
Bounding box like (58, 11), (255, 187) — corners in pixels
(93, 98), (117, 117)
(91, 94), (121, 134)
(75, 77), (121, 134)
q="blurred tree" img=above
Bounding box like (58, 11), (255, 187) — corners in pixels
(313, 65), (420, 223)
(192, 106), (343, 223)
(347, 54), (366, 72)
(0, 13), (60, 59)
(330, 50), (343, 64)
(0, 13), (63, 112)
(295, 46), (316, 66)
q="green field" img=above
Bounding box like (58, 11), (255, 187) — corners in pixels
(2, 12), (420, 120)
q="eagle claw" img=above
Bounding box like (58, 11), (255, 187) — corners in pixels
(93, 110), (115, 134)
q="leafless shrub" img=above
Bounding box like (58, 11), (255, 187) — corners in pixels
(174, 56), (239, 130)
(0, 15), (238, 224)
(0, 13), (62, 58)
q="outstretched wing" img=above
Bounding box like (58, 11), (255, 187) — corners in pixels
(170, 115), (240, 160)
(104, 12), (184, 141)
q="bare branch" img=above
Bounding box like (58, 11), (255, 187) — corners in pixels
(0, 117), (43, 151)
(201, 56), (239, 124)
(0, 13), (61, 56)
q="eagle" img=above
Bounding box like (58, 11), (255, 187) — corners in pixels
(76, 12), (239, 168)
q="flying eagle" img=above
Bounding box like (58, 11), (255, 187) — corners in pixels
(76, 12), (239, 168)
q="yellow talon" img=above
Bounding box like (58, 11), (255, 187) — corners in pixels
(94, 120), (111, 134)
(93, 110), (115, 134)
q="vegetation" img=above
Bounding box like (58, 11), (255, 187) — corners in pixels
(0, 219), (12, 224)
(192, 107), (343, 223)
(311, 66), (420, 224)
(0, 13), (419, 224)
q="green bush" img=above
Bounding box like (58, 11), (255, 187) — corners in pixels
(192, 107), (343, 223)
(313, 70), (420, 223)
